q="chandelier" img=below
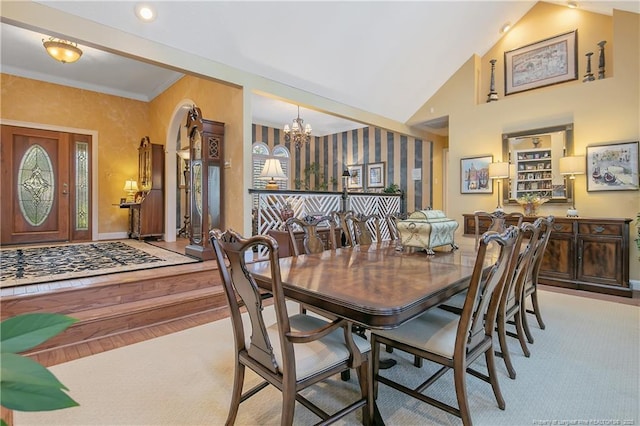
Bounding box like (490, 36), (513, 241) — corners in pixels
(284, 106), (312, 149)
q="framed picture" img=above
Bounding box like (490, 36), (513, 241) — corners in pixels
(505, 30), (578, 96)
(461, 155), (493, 194)
(347, 164), (363, 189)
(586, 141), (639, 192)
(366, 162), (385, 189)
(119, 198), (127, 205)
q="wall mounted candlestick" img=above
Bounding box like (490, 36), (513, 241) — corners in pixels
(487, 59), (499, 102)
(597, 40), (606, 79)
(583, 52), (595, 82)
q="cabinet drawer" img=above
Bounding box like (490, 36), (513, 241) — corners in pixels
(549, 221), (573, 234)
(578, 223), (623, 237)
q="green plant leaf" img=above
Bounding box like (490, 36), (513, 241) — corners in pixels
(0, 313), (77, 353)
(1, 381), (78, 412)
(1, 353), (68, 390)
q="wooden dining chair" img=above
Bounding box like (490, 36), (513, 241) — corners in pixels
(384, 213), (401, 242)
(209, 228), (373, 425)
(371, 226), (522, 426)
(474, 210), (524, 248)
(285, 215), (336, 256)
(521, 215), (555, 342)
(347, 213), (381, 246)
(331, 210), (355, 247)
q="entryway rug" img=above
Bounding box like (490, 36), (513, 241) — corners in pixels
(0, 240), (200, 288)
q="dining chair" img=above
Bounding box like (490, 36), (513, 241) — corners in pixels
(347, 213), (381, 246)
(331, 210), (355, 247)
(521, 215), (555, 342)
(371, 226), (522, 426)
(210, 228), (373, 425)
(474, 210), (524, 248)
(285, 215), (337, 256)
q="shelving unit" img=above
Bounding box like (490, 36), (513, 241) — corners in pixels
(514, 147), (553, 198)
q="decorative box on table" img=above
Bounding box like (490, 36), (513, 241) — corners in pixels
(396, 210), (459, 255)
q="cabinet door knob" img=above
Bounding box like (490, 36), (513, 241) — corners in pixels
(594, 226), (605, 233)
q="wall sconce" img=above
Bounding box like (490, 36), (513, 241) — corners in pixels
(123, 179), (139, 203)
(559, 155), (586, 217)
(489, 162), (510, 210)
(42, 37), (83, 64)
(259, 158), (287, 190)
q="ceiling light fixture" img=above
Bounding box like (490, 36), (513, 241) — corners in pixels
(42, 37), (83, 64)
(135, 3), (156, 22)
(283, 106), (312, 150)
(500, 22), (512, 34)
(567, 1), (578, 9)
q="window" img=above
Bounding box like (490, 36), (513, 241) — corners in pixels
(252, 142), (290, 190)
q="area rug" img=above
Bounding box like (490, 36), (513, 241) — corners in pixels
(0, 240), (199, 288)
(15, 291), (639, 425)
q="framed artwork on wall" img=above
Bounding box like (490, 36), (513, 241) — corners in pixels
(586, 141), (639, 192)
(461, 155), (493, 194)
(505, 30), (578, 95)
(347, 164), (363, 189)
(366, 162), (385, 189)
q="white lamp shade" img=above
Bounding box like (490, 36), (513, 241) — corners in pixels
(177, 148), (190, 160)
(123, 180), (139, 192)
(259, 159), (287, 180)
(489, 161), (510, 179)
(559, 155), (586, 175)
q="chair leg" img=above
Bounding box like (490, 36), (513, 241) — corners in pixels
(496, 312), (516, 379)
(281, 376), (296, 425)
(225, 363), (245, 426)
(514, 308), (530, 358)
(355, 359), (373, 425)
(530, 289), (546, 330)
(413, 355), (423, 368)
(453, 359), (472, 426)
(372, 336), (381, 399)
(485, 347), (506, 411)
(521, 296), (535, 344)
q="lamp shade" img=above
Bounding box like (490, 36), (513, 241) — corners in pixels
(177, 148), (190, 161)
(259, 159), (287, 190)
(489, 161), (510, 179)
(123, 180), (139, 192)
(559, 155), (586, 175)
(342, 169), (351, 178)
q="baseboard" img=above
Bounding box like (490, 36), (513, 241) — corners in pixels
(98, 232), (129, 240)
(630, 279), (640, 292)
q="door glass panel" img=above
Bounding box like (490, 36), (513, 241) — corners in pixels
(18, 144), (55, 226)
(208, 165), (220, 230)
(75, 141), (89, 230)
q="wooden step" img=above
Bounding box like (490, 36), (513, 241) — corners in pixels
(25, 286), (228, 353)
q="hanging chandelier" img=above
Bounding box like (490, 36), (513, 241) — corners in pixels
(42, 37), (83, 64)
(284, 106), (312, 149)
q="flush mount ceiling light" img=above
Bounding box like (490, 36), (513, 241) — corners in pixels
(42, 37), (83, 64)
(500, 22), (512, 34)
(567, 1), (578, 9)
(135, 3), (157, 22)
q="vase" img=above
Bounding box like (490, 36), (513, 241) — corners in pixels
(523, 202), (537, 216)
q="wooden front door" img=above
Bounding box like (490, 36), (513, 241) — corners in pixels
(1, 125), (92, 245)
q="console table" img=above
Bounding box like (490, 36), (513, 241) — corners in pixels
(462, 214), (632, 297)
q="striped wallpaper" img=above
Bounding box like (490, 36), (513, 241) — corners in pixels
(252, 124), (433, 213)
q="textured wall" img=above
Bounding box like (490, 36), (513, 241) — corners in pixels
(252, 124), (434, 212)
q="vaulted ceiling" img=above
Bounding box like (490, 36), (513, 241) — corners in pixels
(2, 1), (638, 135)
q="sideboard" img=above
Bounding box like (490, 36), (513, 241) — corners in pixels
(462, 215), (632, 297)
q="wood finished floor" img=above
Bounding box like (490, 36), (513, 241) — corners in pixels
(20, 237), (640, 368)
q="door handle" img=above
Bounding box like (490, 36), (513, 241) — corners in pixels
(62, 183), (68, 195)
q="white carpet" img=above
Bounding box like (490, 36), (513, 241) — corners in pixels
(16, 291), (639, 425)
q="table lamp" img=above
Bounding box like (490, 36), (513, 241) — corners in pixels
(259, 158), (287, 190)
(123, 179), (139, 203)
(488, 162), (510, 210)
(341, 169), (351, 211)
(559, 155), (585, 217)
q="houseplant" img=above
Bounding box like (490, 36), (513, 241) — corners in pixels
(1, 313), (79, 426)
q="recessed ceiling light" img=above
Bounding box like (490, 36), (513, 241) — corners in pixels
(567, 1), (578, 9)
(135, 3), (156, 22)
(500, 22), (511, 34)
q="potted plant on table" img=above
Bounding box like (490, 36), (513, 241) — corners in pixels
(1, 313), (79, 426)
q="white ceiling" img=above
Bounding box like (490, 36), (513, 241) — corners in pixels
(2, 1), (638, 136)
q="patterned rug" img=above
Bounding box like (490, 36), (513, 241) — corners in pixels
(0, 240), (199, 288)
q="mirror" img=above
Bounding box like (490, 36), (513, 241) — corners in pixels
(502, 123), (574, 205)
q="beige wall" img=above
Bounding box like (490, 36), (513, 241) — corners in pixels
(409, 4), (640, 282)
(0, 74), (149, 234)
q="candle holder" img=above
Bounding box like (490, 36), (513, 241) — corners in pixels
(583, 52), (595, 82)
(597, 40), (606, 79)
(487, 59), (499, 102)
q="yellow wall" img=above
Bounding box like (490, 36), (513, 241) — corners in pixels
(410, 4), (640, 282)
(0, 74), (149, 234)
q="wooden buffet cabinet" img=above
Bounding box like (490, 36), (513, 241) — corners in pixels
(463, 214), (632, 297)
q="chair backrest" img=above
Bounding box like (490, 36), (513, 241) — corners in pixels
(210, 229), (291, 375)
(474, 210), (524, 248)
(285, 215), (336, 256)
(502, 220), (542, 313)
(347, 213), (381, 245)
(524, 215), (555, 292)
(385, 213), (401, 241)
(459, 226), (522, 353)
(331, 210), (355, 247)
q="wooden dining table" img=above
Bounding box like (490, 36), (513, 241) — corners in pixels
(248, 240), (494, 330)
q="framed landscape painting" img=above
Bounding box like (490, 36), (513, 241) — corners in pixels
(586, 141), (639, 192)
(505, 30), (578, 95)
(461, 155), (493, 194)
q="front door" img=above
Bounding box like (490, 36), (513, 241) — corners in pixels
(1, 125), (92, 245)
